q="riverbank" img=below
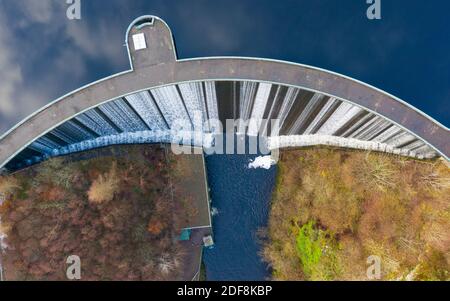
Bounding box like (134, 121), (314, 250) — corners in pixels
(0, 145), (210, 280)
(263, 147), (449, 280)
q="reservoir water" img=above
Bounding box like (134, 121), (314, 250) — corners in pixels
(203, 138), (277, 280)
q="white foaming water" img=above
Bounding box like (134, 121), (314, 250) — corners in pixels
(211, 207), (219, 216)
(248, 156), (276, 170)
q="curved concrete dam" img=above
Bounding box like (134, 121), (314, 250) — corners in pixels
(0, 14), (448, 282)
(0, 15), (448, 172)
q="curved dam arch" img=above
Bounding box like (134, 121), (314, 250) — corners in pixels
(0, 15), (449, 172)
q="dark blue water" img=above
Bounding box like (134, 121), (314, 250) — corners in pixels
(203, 141), (276, 280)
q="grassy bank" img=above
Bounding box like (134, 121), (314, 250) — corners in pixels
(263, 148), (449, 280)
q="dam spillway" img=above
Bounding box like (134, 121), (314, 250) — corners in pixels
(4, 80), (440, 171)
(0, 15), (448, 173)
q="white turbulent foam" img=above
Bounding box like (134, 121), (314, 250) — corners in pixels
(357, 118), (389, 141)
(29, 136), (63, 155)
(204, 81), (218, 119)
(56, 122), (95, 142)
(349, 116), (380, 139)
(277, 87), (298, 130)
(151, 86), (191, 129)
(204, 81), (219, 132)
(125, 91), (168, 131)
(240, 82), (258, 121)
(50, 129), (77, 145)
(288, 93), (323, 135)
(361, 120), (391, 141)
(248, 83), (272, 136)
(178, 83), (208, 131)
(75, 110), (118, 136)
(268, 135), (436, 159)
(99, 99), (147, 132)
(39, 136), (62, 149)
(211, 207), (219, 216)
(29, 140), (55, 154)
(248, 155), (276, 170)
(341, 113), (374, 138)
(45, 130), (212, 157)
(406, 140), (426, 151)
(388, 132), (417, 148)
(269, 135), (388, 155)
(303, 97), (337, 134)
(316, 102), (361, 135)
(372, 125), (401, 143)
(412, 145), (429, 153)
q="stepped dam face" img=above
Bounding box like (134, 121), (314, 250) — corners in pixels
(2, 81), (442, 171)
(0, 15), (448, 172)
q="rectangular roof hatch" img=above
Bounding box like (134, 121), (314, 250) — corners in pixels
(132, 33), (147, 50)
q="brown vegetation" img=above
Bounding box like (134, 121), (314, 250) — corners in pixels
(0, 145), (199, 280)
(0, 176), (20, 197)
(263, 148), (449, 280)
(87, 163), (120, 204)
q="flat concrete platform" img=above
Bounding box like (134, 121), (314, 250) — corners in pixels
(178, 227), (211, 281)
(165, 146), (212, 280)
(166, 147), (212, 230)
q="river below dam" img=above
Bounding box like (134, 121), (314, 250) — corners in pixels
(203, 146), (277, 280)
